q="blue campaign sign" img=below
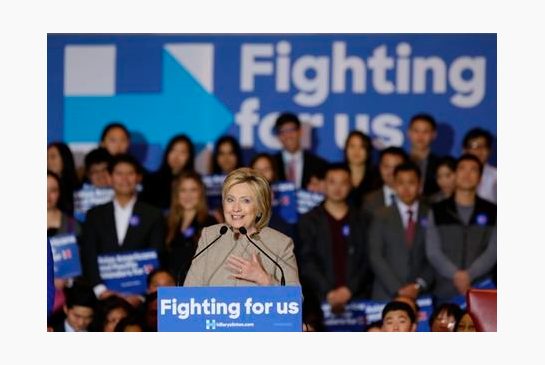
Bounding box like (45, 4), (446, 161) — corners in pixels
(322, 295), (434, 331)
(272, 181), (298, 224)
(202, 174), (226, 211)
(49, 234), (82, 279)
(73, 184), (115, 222)
(98, 249), (158, 295)
(322, 300), (367, 332)
(296, 189), (324, 215)
(48, 34), (496, 172)
(158, 286), (302, 332)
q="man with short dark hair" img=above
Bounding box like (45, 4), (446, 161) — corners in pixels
(463, 127), (496, 203)
(381, 300), (417, 332)
(84, 147), (113, 188)
(49, 283), (97, 332)
(369, 161), (434, 301)
(407, 113), (441, 196)
(80, 154), (165, 306)
(425, 154), (496, 302)
(362, 146), (409, 215)
(298, 163), (371, 315)
(273, 112), (328, 191)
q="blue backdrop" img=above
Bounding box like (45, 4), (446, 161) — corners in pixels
(48, 34), (496, 171)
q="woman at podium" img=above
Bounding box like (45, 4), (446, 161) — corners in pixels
(184, 168), (300, 287)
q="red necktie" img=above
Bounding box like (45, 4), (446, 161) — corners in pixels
(287, 159), (296, 183)
(405, 209), (416, 248)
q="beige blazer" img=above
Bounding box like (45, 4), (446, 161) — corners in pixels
(184, 224), (300, 287)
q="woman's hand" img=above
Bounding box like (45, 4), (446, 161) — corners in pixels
(226, 253), (272, 285)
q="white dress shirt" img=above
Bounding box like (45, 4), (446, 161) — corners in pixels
(395, 200), (419, 228)
(282, 150), (304, 189)
(113, 196), (137, 245)
(477, 163), (497, 203)
(94, 196), (137, 298)
(382, 185), (397, 207)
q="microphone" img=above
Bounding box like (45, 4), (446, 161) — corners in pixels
(176, 225), (228, 286)
(239, 226), (286, 286)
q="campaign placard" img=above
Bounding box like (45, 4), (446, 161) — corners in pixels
(73, 184), (115, 222)
(296, 189), (324, 215)
(272, 181), (298, 224)
(98, 249), (159, 295)
(158, 286), (302, 332)
(322, 295), (434, 332)
(202, 174), (226, 211)
(49, 234), (82, 279)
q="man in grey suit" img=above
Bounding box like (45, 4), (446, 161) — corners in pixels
(369, 162), (435, 301)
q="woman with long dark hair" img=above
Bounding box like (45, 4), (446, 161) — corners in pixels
(343, 131), (378, 207)
(142, 134), (196, 210)
(47, 142), (80, 215)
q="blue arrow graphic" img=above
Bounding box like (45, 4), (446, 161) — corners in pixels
(64, 49), (233, 144)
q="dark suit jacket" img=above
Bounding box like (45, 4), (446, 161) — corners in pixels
(274, 150), (328, 189)
(369, 201), (435, 300)
(80, 199), (166, 287)
(362, 187), (386, 217)
(297, 204), (371, 301)
(422, 153), (440, 196)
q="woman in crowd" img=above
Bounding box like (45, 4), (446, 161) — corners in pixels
(429, 155), (457, 203)
(165, 171), (217, 285)
(47, 170), (80, 238)
(142, 134), (196, 210)
(94, 296), (135, 332)
(343, 131), (378, 207)
(47, 142), (80, 214)
(99, 122), (131, 156)
(250, 153), (278, 183)
(211, 135), (243, 175)
(429, 302), (463, 332)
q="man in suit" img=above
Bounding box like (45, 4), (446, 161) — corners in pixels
(407, 113), (441, 196)
(362, 146), (408, 215)
(273, 112), (328, 191)
(298, 164), (371, 315)
(80, 154), (165, 306)
(369, 162), (435, 301)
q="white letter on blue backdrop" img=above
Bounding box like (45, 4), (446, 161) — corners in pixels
(241, 44), (274, 91)
(449, 56), (486, 108)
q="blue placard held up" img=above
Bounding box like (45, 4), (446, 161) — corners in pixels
(158, 286), (302, 332)
(272, 181), (298, 224)
(296, 189), (324, 215)
(49, 234), (82, 279)
(98, 249), (159, 295)
(202, 174), (226, 211)
(73, 184), (115, 222)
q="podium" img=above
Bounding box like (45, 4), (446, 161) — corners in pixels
(157, 286), (302, 332)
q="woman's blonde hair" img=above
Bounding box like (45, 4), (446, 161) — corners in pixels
(221, 167), (271, 231)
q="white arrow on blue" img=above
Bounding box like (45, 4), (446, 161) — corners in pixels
(63, 44), (233, 145)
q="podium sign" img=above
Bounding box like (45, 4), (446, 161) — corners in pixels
(158, 286), (302, 332)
